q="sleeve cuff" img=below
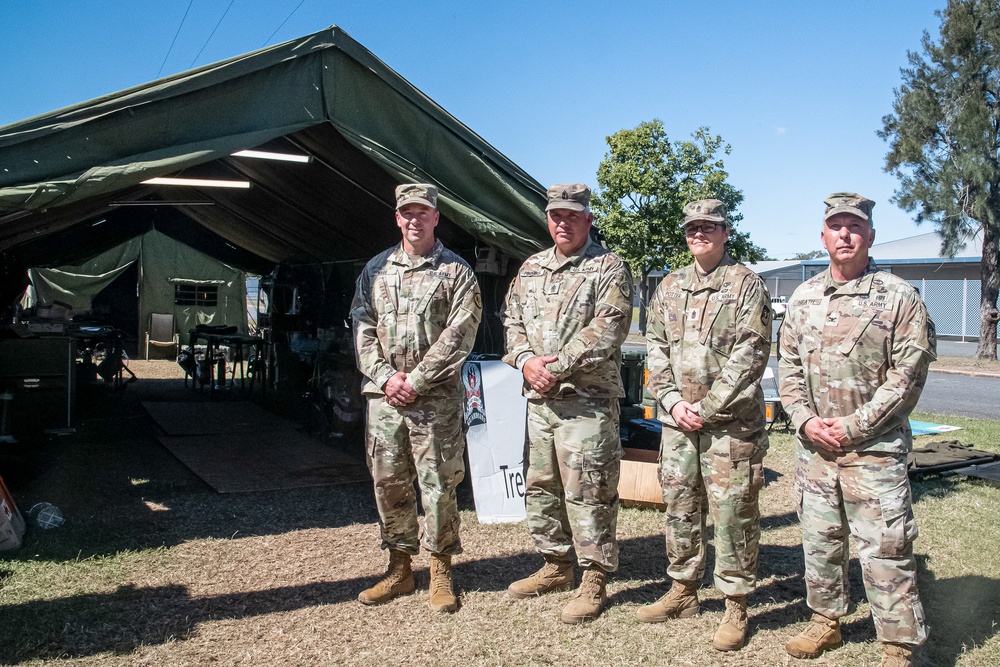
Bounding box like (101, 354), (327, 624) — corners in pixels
(659, 390), (683, 414)
(514, 352), (533, 371)
(842, 414), (865, 443)
(789, 407), (817, 436)
(407, 368), (427, 395)
(374, 368), (395, 392)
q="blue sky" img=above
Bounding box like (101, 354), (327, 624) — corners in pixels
(1, 0), (947, 259)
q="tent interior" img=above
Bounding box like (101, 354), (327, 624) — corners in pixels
(0, 26), (550, 436)
(25, 229), (249, 358)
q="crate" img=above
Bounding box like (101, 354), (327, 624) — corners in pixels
(619, 447), (664, 510)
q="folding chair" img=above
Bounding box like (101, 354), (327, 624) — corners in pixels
(145, 312), (179, 359)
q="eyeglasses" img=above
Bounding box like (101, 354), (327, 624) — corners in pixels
(684, 222), (725, 235)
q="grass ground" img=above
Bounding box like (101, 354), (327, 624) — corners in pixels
(0, 364), (998, 666)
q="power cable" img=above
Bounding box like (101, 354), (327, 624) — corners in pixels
(262, 0), (307, 47)
(157, 0), (195, 78)
(189, 0), (238, 68)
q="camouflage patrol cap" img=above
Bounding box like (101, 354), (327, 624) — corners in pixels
(395, 183), (438, 209)
(682, 199), (728, 226)
(823, 192), (875, 224)
(545, 183), (591, 212)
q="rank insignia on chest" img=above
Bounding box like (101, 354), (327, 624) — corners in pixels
(400, 287), (412, 298)
(546, 283), (562, 295)
(687, 307), (699, 321)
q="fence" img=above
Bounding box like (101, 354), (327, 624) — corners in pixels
(908, 278), (1000, 340)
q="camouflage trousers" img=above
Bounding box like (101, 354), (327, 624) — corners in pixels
(365, 394), (466, 556)
(795, 446), (926, 646)
(659, 426), (767, 596)
(524, 396), (622, 572)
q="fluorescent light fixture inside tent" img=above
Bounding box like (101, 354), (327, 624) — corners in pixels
(232, 149), (312, 163)
(141, 177), (251, 189)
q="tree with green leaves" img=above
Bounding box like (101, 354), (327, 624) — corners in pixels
(592, 119), (767, 332)
(792, 250), (827, 260)
(880, 0), (1000, 360)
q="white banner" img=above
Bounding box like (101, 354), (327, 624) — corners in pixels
(462, 360), (527, 523)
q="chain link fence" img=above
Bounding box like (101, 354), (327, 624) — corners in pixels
(908, 279), (1000, 340)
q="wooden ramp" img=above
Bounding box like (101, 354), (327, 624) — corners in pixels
(142, 402), (369, 493)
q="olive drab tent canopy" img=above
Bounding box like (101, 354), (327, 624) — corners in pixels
(0, 25), (549, 305)
(25, 230), (248, 355)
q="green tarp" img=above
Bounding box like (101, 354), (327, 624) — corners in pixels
(0, 26), (549, 273)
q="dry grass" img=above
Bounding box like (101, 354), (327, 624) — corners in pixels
(0, 363), (998, 666)
(930, 356), (1000, 376)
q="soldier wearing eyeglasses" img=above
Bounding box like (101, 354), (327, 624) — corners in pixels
(639, 199), (772, 652)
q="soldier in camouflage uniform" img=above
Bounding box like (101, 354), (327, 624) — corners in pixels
(639, 199), (772, 651)
(352, 183), (482, 614)
(779, 193), (936, 667)
(503, 183), (633, 624)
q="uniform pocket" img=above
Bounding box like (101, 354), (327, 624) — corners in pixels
(577, 444), (622, 505)
(878, 489), (918, 558)
(730, 438), (756, 463)
(839, 311), (889, 373)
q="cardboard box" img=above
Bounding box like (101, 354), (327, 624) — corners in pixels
(619, 447), (665, 510)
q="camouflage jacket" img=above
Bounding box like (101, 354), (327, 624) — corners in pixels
(646, 254), (772, 434)
(778, 260), (936, 452)
(503, 238), (633, 399)
(352, 240), (482, 397)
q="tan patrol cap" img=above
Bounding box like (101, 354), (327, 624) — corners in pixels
(395, 183), (438, 209)
(545, 183), (591, 212)
(682, 199), (727, 226)
(824, 192), (875, 224)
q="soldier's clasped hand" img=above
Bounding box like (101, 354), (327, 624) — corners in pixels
(802, 416), (844, 452)
(523, 355), (559, 395)
(385, 371), (418, 407)
(670, 400), (704, 432)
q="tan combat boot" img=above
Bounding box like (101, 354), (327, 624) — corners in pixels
(880, 642), (914, 667)
(429, 553), (458, 613)
(635, 579), (700, 622)
(712, 595), (749, 651)
(560, 567), (607, 624)
(785, 612), (843, 659)
(507, 559), (574, 599)
(358, 550), (414, 605)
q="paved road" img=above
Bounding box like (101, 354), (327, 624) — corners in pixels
(761, 358), (999, 421)
(918, 371), (1000, 420)
(626, 341), (998, 421)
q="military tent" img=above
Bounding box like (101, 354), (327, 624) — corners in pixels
(0, 25), (550, 353)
